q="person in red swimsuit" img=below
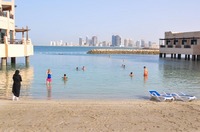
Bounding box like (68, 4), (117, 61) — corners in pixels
(46, 69), (52, 85)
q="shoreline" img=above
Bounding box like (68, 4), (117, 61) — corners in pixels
(0, 99), (199, 131)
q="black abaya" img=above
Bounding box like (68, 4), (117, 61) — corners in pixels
(12, 70), (22, 97)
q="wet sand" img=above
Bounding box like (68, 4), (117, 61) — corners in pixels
(0, 99), (199, 132)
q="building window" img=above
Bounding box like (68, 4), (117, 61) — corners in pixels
(166, 40), (170, 45)
(182, 39), (187, 45)
(174, 39), (178, 45)
(191, 39), (197, 45)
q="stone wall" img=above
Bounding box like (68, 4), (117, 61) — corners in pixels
(87, 49), (159, 54)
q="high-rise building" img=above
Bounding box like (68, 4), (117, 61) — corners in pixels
(141, 39), (145, 48)
(128, 39), (134, 47)
(148, 41), (152, 47)
(136, 40), (140, 48)
(116, 35), (121, 46)
(112, 35), (121, 47)
(92, 36), (98, 46)
(112, 35), (116, 46)
(124, 39), (128, 47)
(86, 36), (89, 45)
(79, 37), (83, 46)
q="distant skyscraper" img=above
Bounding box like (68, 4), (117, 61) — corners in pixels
(136, 40), (140, 48)
(128, 39), (134, 47)
(141, 39), (145, 48)
(112, 35), (121, 47)
(86, 36), (89, 45)
(92, 36), (98, 46)
(112, 35), (116, 46)
(79, 37), (83, 46)
(115, 35), (121, 46)
(148, 41), (152, 47)
(124, 39), (128, 47)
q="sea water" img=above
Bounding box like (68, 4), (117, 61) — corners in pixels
(0, 46), (200, 100)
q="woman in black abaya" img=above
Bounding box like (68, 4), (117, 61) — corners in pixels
(12, 70), (22, 101)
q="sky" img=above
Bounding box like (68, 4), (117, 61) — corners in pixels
(15, 0), (200, 45)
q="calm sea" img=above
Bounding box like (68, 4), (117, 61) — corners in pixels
(0, 46), (200, 100)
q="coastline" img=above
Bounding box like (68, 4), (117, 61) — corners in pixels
(87, 48), (159, 54)
(0, 99), (199, 132)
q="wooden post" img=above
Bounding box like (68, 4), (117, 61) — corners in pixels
(185, 55), (187, 60)
(159, 53), (162, 58)
(11, 57), (16, 64)
(188, 55), (190, 60)
(1, 57), (7, 66)
(25, 56), (30, 66)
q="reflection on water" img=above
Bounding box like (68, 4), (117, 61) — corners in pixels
(46, 84), (52, 100)
(0, 64), (34, 99)
(144, 76), (148, 83)
(158, 58), (200, 95)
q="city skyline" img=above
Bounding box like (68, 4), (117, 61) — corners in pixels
(15, 0), (200, 45)
(50, 35), (158, 48)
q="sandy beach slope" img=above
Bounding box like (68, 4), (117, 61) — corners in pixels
(0, 100), (200, 132)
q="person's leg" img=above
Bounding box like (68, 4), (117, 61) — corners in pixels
(12, 94), (16, 101)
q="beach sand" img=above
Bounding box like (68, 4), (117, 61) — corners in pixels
(0, 99), (200, 132)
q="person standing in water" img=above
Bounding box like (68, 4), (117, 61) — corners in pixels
(46, 69), (52, 85)
(82, 66), (86, 71)
(129, 72), (133, 77)
(62, 74), (68, 81)
(12, 70), (22, 101)
(143, 66), (148, 76)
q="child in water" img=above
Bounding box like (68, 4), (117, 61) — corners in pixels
(46, 69), (52, 85)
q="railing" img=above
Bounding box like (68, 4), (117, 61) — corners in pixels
(184, 45), (191, 48)
(167, 45), (173, 48)
(175, 45), (181, 48)
(0, 39), (23, 44)
(0, 11), (14, 19)
(160, 45), (165, 48)
(0, 11), (7, 17)
(9, 39), (23, 44)
(160, 44), (192, 49)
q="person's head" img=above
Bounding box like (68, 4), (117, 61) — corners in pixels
(64, 74), (66, 76)
(47, 69), (51, 72)
(130, 72), (133, 74)
(144, 66), (146, 69)
(15, 70), (20, 75)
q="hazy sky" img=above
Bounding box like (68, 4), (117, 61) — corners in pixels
(15, 0), (200, 45)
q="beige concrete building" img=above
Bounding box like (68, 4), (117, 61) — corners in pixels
(159, 31), (200, 60)
(0, 0), (33, 66)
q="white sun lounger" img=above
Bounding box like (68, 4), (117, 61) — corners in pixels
(149, 90), (174, 102)
(171, 92), (197, 102)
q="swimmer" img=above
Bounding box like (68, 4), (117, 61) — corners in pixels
(143, 66), (148, 76)
(46, 69), (52, 85)
(62, 74), (68, 81)
(82, 66), (86, 71)
(129, 72), (133, 77)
